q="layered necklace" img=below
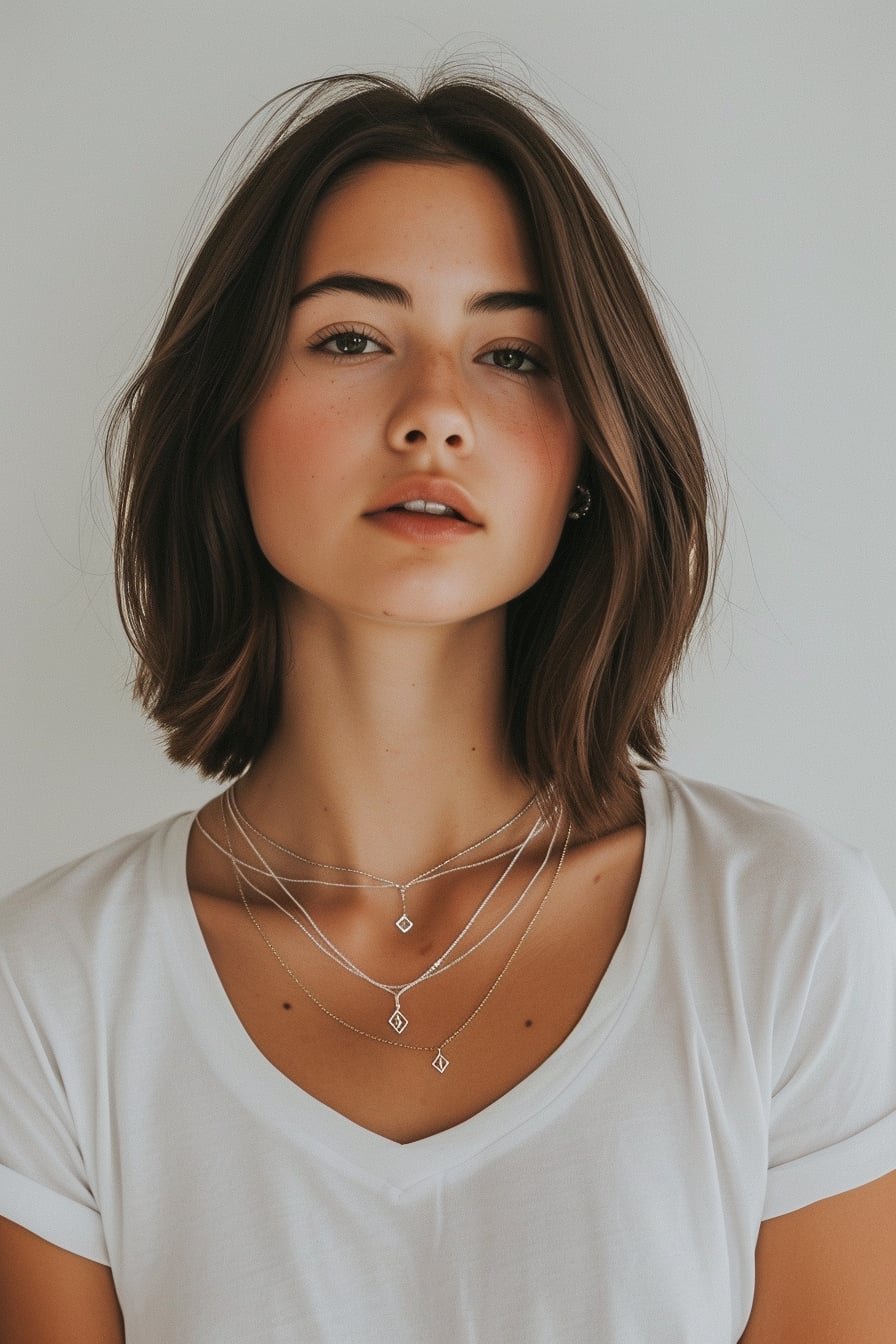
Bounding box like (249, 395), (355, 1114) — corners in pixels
(197, 791), (571, 1074)
(226, 785), (538, 935)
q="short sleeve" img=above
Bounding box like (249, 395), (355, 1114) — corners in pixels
(0, 920), (110, 1263)
(763, 851), (896, 1220)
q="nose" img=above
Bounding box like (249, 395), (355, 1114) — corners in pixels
(385, 354), (475, 458)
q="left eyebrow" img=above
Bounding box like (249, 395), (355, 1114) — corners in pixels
(468, 289), (547, 314)
(290, 271), (547, 314)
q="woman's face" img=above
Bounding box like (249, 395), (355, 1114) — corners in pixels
(240, 158), (581, 630)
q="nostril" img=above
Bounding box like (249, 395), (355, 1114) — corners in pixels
(404, 429), (425, 443)
(445, 434), (462, 447)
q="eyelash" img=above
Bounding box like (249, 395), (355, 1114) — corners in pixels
(309, 324), (389, 359)
(479, 342), (548, 376)
(308, 326), (550, 376)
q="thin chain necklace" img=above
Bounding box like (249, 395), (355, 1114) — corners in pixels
(227, 816), (572, 1074)
(208, 791), (543, 963)
(227, 784), (538, 934)
(203, 806), (546, 936)
(208, 795), (555, 1036)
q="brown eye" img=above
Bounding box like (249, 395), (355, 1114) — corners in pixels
(331, 332), (374, 355)
(491, 348), (528, 371)
(479, 346), (546, 375)
(309, 326), (387, 357)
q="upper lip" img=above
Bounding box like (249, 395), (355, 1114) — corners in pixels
(363, 476), (483, 525)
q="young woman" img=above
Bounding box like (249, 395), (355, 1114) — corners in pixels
(2, 71), (895, 1342)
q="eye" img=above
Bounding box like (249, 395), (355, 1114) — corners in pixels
(310, 326), (389, 358)
(478, 345), (548, 376)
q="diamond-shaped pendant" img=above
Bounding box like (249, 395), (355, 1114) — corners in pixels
(432, 1050), (449, 1074)
(388, 1008), (409, 1034)
(395, 914), (414, 934)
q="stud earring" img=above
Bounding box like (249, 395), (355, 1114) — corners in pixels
(567, 484), (591, 520)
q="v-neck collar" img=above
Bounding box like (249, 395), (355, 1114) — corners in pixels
(152, 766), (672, 1191)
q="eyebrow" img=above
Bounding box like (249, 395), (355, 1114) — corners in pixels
(290, 272), (547, 314)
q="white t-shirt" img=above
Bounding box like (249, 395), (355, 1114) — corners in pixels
(2, 766), (896, 1343)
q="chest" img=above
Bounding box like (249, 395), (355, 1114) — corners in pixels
(111, 966), (761, 1344)
(188, 828), (645, 1143)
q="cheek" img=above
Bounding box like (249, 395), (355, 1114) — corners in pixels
(501, 404), (580, 517)
(240, 385), (350, 521)
(491, 446), (579, 591)
(515, 437), (582, 567)
(487, 378), (579, 469)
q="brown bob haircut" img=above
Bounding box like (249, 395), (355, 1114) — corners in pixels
(107, 68), (720, 835)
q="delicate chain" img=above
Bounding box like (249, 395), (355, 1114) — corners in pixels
(229, 818), (572, 1072)
(219, 792), (546, 984)
(196, 823), (544, 892)
(212, 797), (556, 1007)
(228, 784), (538, 889)
(223, 784), (546, 935)
(197, 804), (540, 992)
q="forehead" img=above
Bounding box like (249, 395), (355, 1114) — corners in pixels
(295, 159), (540, 290)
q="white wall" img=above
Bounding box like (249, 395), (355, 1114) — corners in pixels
(3, 1), (894, 894)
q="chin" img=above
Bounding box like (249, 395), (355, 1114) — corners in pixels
(358, 596), (506, 630)
(281, 561), (549, 631)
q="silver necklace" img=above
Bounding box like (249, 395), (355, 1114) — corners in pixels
(228, 818), (572, 1074)
(208, 792), (543, 980)
(208, 795), (556, 1037)
(227, 785), (538, 934)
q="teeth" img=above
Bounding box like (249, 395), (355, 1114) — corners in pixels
(399, 500), (457, 516)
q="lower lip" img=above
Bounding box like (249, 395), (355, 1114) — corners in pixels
(365, 511), (480, 543)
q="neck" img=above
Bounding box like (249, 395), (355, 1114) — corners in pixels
(236, 598), (533, 878)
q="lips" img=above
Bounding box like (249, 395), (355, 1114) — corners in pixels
(364, 476), (483, 526)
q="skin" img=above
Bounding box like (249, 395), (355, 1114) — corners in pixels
(0, 1218), (124, 1343)
(235, 159), (583, 878)
(186, 160), (631, 1139)
(4, 160), (894, 1340)
(740, 1171), (896, 1341)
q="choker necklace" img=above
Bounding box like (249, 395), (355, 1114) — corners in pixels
(202, 794), (553, 1038)
(225, 812), (572, 1074)
(227, 785), (538, 934)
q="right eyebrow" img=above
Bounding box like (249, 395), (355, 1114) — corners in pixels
(290, 273), (411, 308)
(289, 272), (548, 316)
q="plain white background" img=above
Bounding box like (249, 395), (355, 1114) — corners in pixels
(3, 2), (894, 895)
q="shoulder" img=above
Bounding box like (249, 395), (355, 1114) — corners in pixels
(649, 769), (896, 1115)
(653, 765), (887, 915)
(0, 813), (194, 988)
(647, 766), (895, 1005)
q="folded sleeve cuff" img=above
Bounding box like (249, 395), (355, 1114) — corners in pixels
(763, 1108), (896, 1220)
(0, 1163), (109, 1264)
